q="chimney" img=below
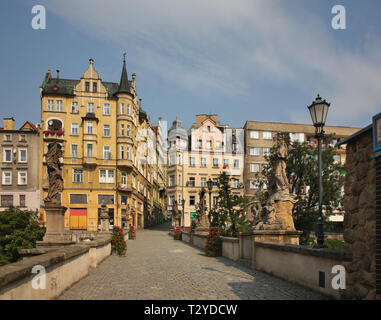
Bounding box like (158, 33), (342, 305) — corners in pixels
(47, 69), (51, 78)
(3, 118), (15, 130)
(139, 98), (142, 107)
(56, 70), (60, 80)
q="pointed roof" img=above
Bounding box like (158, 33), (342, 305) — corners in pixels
(118, 54), (130, 94)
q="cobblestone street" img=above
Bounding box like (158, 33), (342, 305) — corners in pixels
(59, 223), (329, 300)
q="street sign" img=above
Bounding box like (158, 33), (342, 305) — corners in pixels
(373, 112), (381, 152)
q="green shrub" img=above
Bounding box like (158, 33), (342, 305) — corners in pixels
(0, 207), (46, 266)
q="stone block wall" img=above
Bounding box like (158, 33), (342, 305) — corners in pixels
(342, 129), (376, 299)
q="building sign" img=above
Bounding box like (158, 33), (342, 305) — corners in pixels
(373, 112), (381, 152)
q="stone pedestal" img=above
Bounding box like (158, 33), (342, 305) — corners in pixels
(38, 203), (72, 244)
(100, 217), (110, 232)
(252, 230), (303, 245)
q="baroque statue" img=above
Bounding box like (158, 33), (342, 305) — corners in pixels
(251, 132), (296, 231)
(44, 142), (63, 204)
(173, 200), (179, 227)
(195, 187), (209, 231)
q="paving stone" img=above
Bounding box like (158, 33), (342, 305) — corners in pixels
(58, 223), (329, 300)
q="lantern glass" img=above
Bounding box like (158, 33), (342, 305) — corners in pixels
(207, 179), (213, 191)
(308, 95), (330, 127)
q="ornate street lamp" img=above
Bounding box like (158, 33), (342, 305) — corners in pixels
(182, 199), (185, 230)
(207, 178), (213, 223)
(308, 94), (330, 249)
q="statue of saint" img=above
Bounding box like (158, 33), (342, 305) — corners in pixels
(274, 133), (290, 194)
(173, 200), (179, 227)
(44, 142), (63, 204)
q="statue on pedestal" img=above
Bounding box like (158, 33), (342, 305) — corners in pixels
(195, 187), (210, 232)
(100, 200), (110, 232)
(252, 133), (296, 231)
(44, 142), (63, 204)
(173, 200), (179, 227)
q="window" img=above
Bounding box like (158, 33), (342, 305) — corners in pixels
(104, 125), (110, 137)
(127, 125), (130, 137)
(224, 159), (229, 168)
(121, 172), (127, 185)
(18, 171), (27, 185)
(250, 180), (259, 189)
(56, 100), (63, 112)
(333, 155), (341, 163)
(212, 178), (218, 186)
(290, 133), (304, 143)
(121, 195), (128, 205)
(215, 141), (222, 149)
(234, 179), (239, 188)
(126, 146), (130, 160)
(73, 169), (83, 183)
(19, 149), (27, 163)
(127, 104), (130, 115)
(19, 195), (26, 207)
(213, 158), (219, 167)
(47, 100), (54, 111)
(87, 122), (93, 134)
(188, 177), (195, 187)
(3, 149), (12, 162)
(250, 147), (260, 156)
(88, 102), (94, 113)
(99, 169), (114, 183)
(250, 163), (260, 173)
(71, 144), (78, 158)
(2, 171), (12, 185)
(104, 103), (110, 115)
(201, 178), (206, 187)
(169, 175), (175, 187)
(72, 102), (78, 113)
(201, 158), (206, 167)
(120, 124), (125, 136)
(263, 148), (270, 156)
(178, 174), (182, 186)
(1, 195), (13, 207)
(120, 103), (125, 114)
(98, 194), (114, 205)
(263, 131), (272, 140)
(19, 134), (26, 142)
(5, 134), (11, 141)
(206, 140), (212, 149)
(189, 157), (195, 167)
(86, 144), (93, 158)
(70, 194), (87, 204)
(85, 82), (90, 92)
(189, 196), (195, 206)
(103, 146), (111, 160)
(213, 196), (218, 206)
(120, 145), (125, 159)
(234, 160), (239, 168)
(197, 140), (202, 148)
(71, 123), (78, 136)
(93, 82), (97, 92)
(250, 131), (259, 139)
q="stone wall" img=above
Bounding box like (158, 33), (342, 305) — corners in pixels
(342, 128), (376, 299)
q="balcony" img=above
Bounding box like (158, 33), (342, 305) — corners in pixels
(117, 159), (133, 169)
(83, 157), (97, 166)
(117, 184), (133, 192)
(43, 128), (65, 141)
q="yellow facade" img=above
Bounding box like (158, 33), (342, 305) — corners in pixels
(39, 58), (158, 231)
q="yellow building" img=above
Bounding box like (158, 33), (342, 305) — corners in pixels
(167, 114), (244, 231)
(39, 57), (153, 231)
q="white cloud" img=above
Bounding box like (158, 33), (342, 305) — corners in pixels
(41, 0), (381, 126)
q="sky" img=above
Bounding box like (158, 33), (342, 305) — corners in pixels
(0, 0), (380, 130)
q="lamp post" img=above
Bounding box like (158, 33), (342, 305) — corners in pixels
(182, 199), (185, 230)
(308, 94), (330, 249)
(207, 178), (213, 223)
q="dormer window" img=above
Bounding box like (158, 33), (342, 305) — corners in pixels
(85, 81), (90, 92)
(93, 82), (97, 92)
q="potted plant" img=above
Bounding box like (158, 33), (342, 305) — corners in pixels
(112, 226), (127, 256)
(129, 225), (136, 240)
(174, 226), (182, 240)
(205, 226), (222, 257)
